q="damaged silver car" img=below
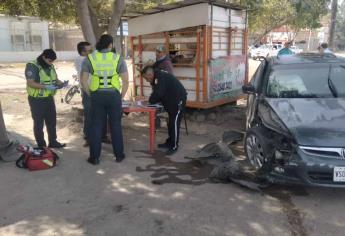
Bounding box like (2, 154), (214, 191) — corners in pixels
(243, 53), (345, 187)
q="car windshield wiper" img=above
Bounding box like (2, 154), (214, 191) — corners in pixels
(327, 65), (338, 98)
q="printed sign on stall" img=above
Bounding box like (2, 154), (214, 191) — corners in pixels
(209, 55), (246, 101)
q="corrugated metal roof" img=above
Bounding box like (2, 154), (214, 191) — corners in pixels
(123, 0), (246, 19)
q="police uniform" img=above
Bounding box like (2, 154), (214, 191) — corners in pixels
(81, 49), (127, 162)
(25, 60), (59, 148)
(149, 70), (187, 153)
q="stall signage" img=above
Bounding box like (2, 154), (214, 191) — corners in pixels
(209, 55), (246, 101)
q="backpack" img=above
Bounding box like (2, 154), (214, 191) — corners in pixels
(16, 145), (59, 171)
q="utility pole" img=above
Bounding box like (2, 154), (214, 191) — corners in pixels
(329, 0), (338, 50)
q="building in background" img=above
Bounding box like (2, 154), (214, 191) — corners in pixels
(0, 15), (129, 63)
(261, 17), (330, 52)
(0, 15), (49, 52)
(0, 15), (77, 63)
(266, 26), (293, 45)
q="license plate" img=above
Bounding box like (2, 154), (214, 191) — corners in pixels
(334, 167), (345, 182)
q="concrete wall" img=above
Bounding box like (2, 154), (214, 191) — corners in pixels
(0, 51), (78, 63)
(0, 17), (12, 51)
(0, 15), (49, 52)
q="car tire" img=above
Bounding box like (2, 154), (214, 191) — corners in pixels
(244, 126), (274, 174)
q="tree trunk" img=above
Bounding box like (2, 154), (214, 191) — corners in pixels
(88, 3), (103, 39)
(108, 0), (126, 54)
(76, 0), (96, 45)
(329, 0), (338, 50)
(0, 102), (10, 149)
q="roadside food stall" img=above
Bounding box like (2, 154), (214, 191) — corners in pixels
(127, 0), (248, 109)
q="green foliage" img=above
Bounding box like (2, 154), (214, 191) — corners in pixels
(126, 0), (178, 12)
(290, 0), (329, 29)
(0, 0), (178, 23)
(247, 0), (294, 33)
(241, 0), (330, 40)
(0, 0), (76, 23)
(0, 0), (330, 39)
(89, 0), (113, 20)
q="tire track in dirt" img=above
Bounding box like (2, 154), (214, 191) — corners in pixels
(265, 186), (309, 236)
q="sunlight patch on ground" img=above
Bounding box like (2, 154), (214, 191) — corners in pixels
(0, 216), (84, 236)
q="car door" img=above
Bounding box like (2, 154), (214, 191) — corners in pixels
(246, 60), (267, 129)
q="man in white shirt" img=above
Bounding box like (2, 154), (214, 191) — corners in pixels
(318, 43), (333, 54)
(76, 42), (93, 146)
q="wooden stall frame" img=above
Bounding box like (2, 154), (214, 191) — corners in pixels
(202, 25), (208, 103)
(164, 32), (170, 56)
(244, 29), (249, 84)
(131, 26), (248, 108)
(127, 1), (248, 109)
(228, 27), (232, 55)
(138, 35), (144, 96)
(130, 36), (136, 97)
(196, 28), (201, 102)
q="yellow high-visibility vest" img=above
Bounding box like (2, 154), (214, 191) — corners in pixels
(88, 51), (121, 92)
(26, 60), (57, 98)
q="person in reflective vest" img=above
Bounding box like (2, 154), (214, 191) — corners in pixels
(25, 49), (66, 148)
(80, 34), (129, 165)
(76, 42), (112, 147)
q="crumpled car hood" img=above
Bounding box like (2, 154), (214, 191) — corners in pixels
(265, 98), (345, 147)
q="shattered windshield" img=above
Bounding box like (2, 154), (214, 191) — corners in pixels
(266, 64), (345, 98)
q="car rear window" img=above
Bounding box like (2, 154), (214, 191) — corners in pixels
(266, 64), (345, 98)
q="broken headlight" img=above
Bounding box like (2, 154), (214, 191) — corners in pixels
(258, 102), (290, 137)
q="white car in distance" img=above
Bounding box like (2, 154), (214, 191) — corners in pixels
(249, 45), (270, 60)
(290, 45), (303, 54)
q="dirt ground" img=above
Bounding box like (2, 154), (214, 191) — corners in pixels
(1, 60), (345, 236)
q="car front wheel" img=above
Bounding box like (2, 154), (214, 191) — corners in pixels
(245, 127), (273, 172)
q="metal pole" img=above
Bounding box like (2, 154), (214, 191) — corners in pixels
(120, 19), (124, 56)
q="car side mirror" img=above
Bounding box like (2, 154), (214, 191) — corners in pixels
(242, 84), (256, 94)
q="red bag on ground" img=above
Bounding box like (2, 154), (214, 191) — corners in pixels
(16, 145), (59, 171)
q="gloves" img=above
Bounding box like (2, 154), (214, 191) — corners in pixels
(56, 81), (69, 89)
(45, 85), (58, 91)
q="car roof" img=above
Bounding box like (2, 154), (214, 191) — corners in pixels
(270, 53), (345, 66)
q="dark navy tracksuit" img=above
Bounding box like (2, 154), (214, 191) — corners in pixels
(149, 70), (187, 150)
